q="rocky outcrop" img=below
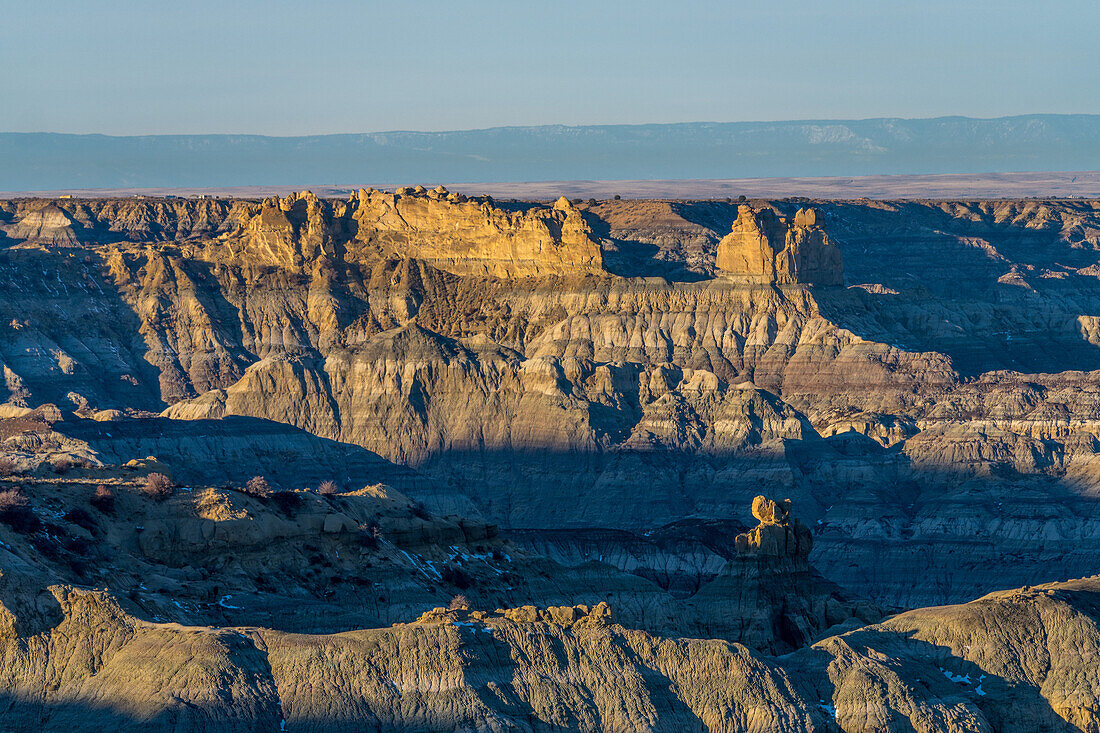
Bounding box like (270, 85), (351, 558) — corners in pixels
(205, 186), (605, 277)
(347, 187), (604, 277)
(415, 602), (613, 627)
(0, 573), (1098, 732)
(222, 190), (337, 268)
(716, 205), (844, 285)
(3, 203), (80, 245)
(0, 197), (240, 245)
(735, 496), (814, 560)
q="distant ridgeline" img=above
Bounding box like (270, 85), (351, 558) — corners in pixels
(3, 114), (1100, 190)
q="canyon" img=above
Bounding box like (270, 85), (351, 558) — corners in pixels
(2, 189), (1100, 730)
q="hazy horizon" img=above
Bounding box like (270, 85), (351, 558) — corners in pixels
(7, 112), (1095, 138)
(4, 115), (1100, 191)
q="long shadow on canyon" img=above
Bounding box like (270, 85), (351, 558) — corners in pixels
(0, 247), (166, 409)
(811, 280), (1100, 377)
(57, 414), (422, 491)
(0, 626), (1081, 731)
(794, 631), (1081, 732)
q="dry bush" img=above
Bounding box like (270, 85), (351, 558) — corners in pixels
(0, 488), (38, 532)
(0, 457), (15, 477)
(90, 485), (115, 513)
(449, 594), (470, 611)
(357, 521), (381, 549)
(141, 472), (174, 500)
(0, 488), (27, 512)
(243, 475), (272, 498)
(51, 456), (74, 475)
(317, 480), (340, 496)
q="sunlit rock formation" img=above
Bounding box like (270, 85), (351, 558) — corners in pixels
(716, 205), (844, 285)
(734, 495), (814, 559)
(212, 186), (605, 277)
(348, 187), (604, 277)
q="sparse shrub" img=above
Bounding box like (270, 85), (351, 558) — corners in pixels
(441, 564), (473, 590)
(141, 472), (174, 501)
(738, 194), (747, 202)
(0, 488), (28, 513)
(243, 475), (272, 498)
(587, 198), (597, 206)
(317, 480), (340, 496)
(491, 547), (505, 562)
(449, 594), (470, 611)
(90, 484), (115, 513)
(613, 194), (621, 200)
(51, 456), (73, 475)
(0, 457), (15, 477)
(271, 491), (302, 515)
(411, 502), (430, 520)
(357, 521), (381, 549)
(0, 488), (39, 532)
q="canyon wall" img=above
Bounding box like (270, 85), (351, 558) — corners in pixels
(2, 193), (1100, 610)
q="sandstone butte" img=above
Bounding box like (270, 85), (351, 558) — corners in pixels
(224, 186), (605, 277)
(2, 191), (1100, 730)
(716, 204), (844, 285)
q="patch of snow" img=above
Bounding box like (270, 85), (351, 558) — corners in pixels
(940, 667), (972, 685)
(218, 595), (242, 610)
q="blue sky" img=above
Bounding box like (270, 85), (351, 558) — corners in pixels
(2, 0), (1097, 135)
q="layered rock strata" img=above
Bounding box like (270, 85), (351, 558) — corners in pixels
(2, 194), (1100, 611)
(0, 572), (1097, 732)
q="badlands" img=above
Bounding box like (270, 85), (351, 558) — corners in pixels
(1, 188), (1100, 730)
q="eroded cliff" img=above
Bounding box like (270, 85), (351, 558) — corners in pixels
(2, 193), (1100, 613)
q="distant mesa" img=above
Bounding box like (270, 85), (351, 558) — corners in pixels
(716, 204), (844, 285)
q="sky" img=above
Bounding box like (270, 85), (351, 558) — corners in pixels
(1, 0), (1098, 135)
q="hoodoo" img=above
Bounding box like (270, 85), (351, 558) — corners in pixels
(735, 495), (814, 560)
(716, 204), (844, 285)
